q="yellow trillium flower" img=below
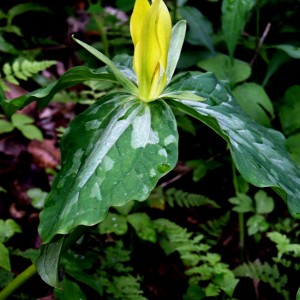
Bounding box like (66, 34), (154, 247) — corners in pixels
(130, 0), (172, 102)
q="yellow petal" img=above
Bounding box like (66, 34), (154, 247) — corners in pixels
(156, 0), (172, 73)
(134, 0), (161, 99)
(130, 0), (150, 47)
(154, 0), (172, 97)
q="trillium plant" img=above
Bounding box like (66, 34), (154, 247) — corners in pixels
(1, 0), (300, 288)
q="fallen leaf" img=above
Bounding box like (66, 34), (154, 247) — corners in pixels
(28, 139), (60, 169)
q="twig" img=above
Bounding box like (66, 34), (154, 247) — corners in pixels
(159, 169), (190, 188)
(250, 22), (271, 66)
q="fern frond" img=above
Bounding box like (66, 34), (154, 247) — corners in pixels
(199, 212), (230, 245)
(154, 218), (207, 267)
(1, 58), (56, 86)
(154, 218), (238, 298)
(268, 231), (300, 258)
(165, 188), (220, 208)
(234, 261), (289, 299)
(109, 276), (147, 300)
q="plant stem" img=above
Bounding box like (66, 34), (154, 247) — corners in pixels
(238, 213), (245, 258)
(232, 162), (245, 260)
(87, 0), (110, 58)
(0, 264), (37, 300)
(93, 14), (110, 58)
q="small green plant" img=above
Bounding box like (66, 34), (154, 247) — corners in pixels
(27, 188), (48, 210)
(0, 59), (56, 91)
(0, 219), (21, 271)
(165, 188), (220, 208)
(55, 241), (146, 299)
(154, 218), (239, 298)
(234, 261), (289, 299)
(268, 231), (300, 269)
(0, 113), (43, 141)
(229, 190), (275, 236)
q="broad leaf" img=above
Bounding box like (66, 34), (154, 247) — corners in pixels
(232, 83), (274, 127)
(166, 72), (300, 217)
(221, 0), (255, 59)
(180, 6), (214, 53)
(39, 93), (178, 243)
(279, 85), (300, 136)
(197, 54), (251, 86)
(36, 236), (64, 288)
(0, 66), (118, 116)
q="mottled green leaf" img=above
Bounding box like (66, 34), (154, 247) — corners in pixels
(127, 213), (157, 243)
(39, 93), (178, 243)
(0, 66), (117, 116)
(233, 83), (274, 127)
(166, 72), (300, 217)
(180, 6), (214, 53)
(197, 54), (251, 86)
(99, 213), (128, 235)
(222, 0), (255, 58)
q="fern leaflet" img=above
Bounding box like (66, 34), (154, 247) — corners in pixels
(1, 58), (56, 87)
(234, 261), (289, 299)
(153, 218), (238, 298)
(165, 188), (220, 208)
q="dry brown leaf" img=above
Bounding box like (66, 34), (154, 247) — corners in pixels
(28, 139), (60, 169)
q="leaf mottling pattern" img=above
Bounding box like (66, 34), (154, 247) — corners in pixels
(39, 93), (178, 243)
